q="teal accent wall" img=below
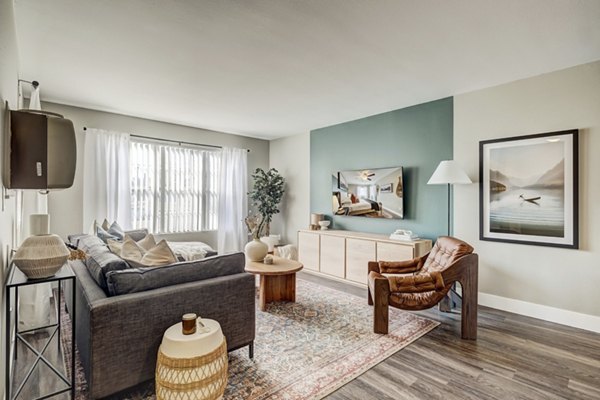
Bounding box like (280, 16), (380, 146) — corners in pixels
(310, 97), (453, 240)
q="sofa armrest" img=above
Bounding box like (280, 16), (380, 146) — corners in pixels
(86, 272), (255, 398)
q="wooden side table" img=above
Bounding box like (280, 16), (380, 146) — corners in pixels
(245, 257), (303, 311)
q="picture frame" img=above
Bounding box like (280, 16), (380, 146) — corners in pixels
(379, 183), (393, 193)
(479, 129), (578, 248)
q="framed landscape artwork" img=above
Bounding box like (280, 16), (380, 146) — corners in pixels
(479, 130), (579, 248)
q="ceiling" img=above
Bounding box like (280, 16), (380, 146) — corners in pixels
(340, 168), (401, 186)
(13, 0), (600, 140)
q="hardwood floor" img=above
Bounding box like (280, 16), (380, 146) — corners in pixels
(298, 272), (600, 400)
(9, 273), (600, 399)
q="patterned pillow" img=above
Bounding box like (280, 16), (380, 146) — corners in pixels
(96, 225), (118, 243)
(107, 221), (125, 240)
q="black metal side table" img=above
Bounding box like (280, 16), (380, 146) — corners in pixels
(4, 263), (76, 400)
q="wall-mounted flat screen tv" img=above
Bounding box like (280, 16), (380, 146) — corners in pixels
(332, 167), (403, 219)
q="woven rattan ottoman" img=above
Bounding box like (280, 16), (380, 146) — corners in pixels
(156, 318), (228, 400)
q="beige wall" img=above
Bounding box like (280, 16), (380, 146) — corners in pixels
(42, 102), (270, 248)
(454, 61), (600, 328)
(0, 0), (20, 395)
(269, 132), (310, 245)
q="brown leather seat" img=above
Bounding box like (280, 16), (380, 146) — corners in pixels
(367, 236), (478, 339)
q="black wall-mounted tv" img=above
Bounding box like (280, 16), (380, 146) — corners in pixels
(332, 167), (403, 219)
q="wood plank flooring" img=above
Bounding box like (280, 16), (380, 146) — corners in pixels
(297, 272), (600, 400)
(9, 273), (600, 399)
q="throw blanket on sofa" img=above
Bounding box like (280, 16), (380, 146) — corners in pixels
(168, 241), (216, 261)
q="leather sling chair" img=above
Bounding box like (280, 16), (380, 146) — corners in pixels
(367, 236), (478, 339)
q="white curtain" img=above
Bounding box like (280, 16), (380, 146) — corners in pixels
(218, 147), (248, 253)
(83, 129), (132, 231)
(18, 85), (52, 331)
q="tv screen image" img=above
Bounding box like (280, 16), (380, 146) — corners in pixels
(332, 167), (403, 219)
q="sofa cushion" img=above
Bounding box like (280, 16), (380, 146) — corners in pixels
(106, 252), (245, 296)
(78, 235), (130, 290)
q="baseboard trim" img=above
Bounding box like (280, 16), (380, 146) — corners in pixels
(479, 292), (600, 333)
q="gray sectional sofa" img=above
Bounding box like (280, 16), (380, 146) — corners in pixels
(65, 234), (255, 399)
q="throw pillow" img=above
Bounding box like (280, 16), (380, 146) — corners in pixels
(136, 233), (157, 251)
(124, 239), (177, 268)
(107, 221), (125, 240)
(120, 238), (146, 261)
(96, 225), (118, 243)
(108, 234), (157, 256)
(101, 218), (110, 231)
(107, 239), (123, 255)
(141, 240), (178, 267)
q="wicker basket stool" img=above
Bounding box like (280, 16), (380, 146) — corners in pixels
(156, 319), (228, 400)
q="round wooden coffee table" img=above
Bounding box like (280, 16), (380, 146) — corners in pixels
(245, 256), (303, 311)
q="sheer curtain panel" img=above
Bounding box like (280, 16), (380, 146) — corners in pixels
(83, 129), (132, 231)
(218, 147), (248, 253)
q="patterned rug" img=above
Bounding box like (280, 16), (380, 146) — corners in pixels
(60, 280), (438, 399)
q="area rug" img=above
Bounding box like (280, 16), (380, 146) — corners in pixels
(60, 280), (438, 400)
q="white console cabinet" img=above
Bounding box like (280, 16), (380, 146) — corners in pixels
(297, 230), (432, 286)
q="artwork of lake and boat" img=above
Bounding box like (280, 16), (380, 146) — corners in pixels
(480, 130), (578, 248)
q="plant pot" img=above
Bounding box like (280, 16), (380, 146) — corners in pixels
(245, 239), (268, 262)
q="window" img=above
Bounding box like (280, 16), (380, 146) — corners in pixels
(130, 140), (220, 233)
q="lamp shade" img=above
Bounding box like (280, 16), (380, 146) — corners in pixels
(427, 160), (472, 185)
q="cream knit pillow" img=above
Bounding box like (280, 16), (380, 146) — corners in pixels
(120, 238), (146, 261)
(107, 239), (124, 255)
(108, 234), (157, 256)
(136, 233), (157, 251)
(123, 239), (177, 268)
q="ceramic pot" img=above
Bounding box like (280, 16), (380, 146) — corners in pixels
(245, 239), (268, 262)
(13, 234), (70, 279)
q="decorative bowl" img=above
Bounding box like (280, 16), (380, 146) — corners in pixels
(318, 220), (331, 230)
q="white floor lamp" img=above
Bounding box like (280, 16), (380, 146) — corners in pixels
(427, 160), (472, 310)
(427, 160), (472, 236)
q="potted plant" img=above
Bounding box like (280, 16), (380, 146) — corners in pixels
(244, 168), (285, 261)
(248, 168), (285, 237)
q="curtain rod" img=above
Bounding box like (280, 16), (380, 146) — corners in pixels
(82, 127), (250, 152)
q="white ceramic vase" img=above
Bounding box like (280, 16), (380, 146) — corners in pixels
(13, 234), (70, 279)
(245, 239), (268, 262)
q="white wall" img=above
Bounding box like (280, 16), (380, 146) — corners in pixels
(269, 132), (310, 245)
(0, 0), (20, 395)
(42, 102), (270, 248)
(454, 61), (600, 331)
